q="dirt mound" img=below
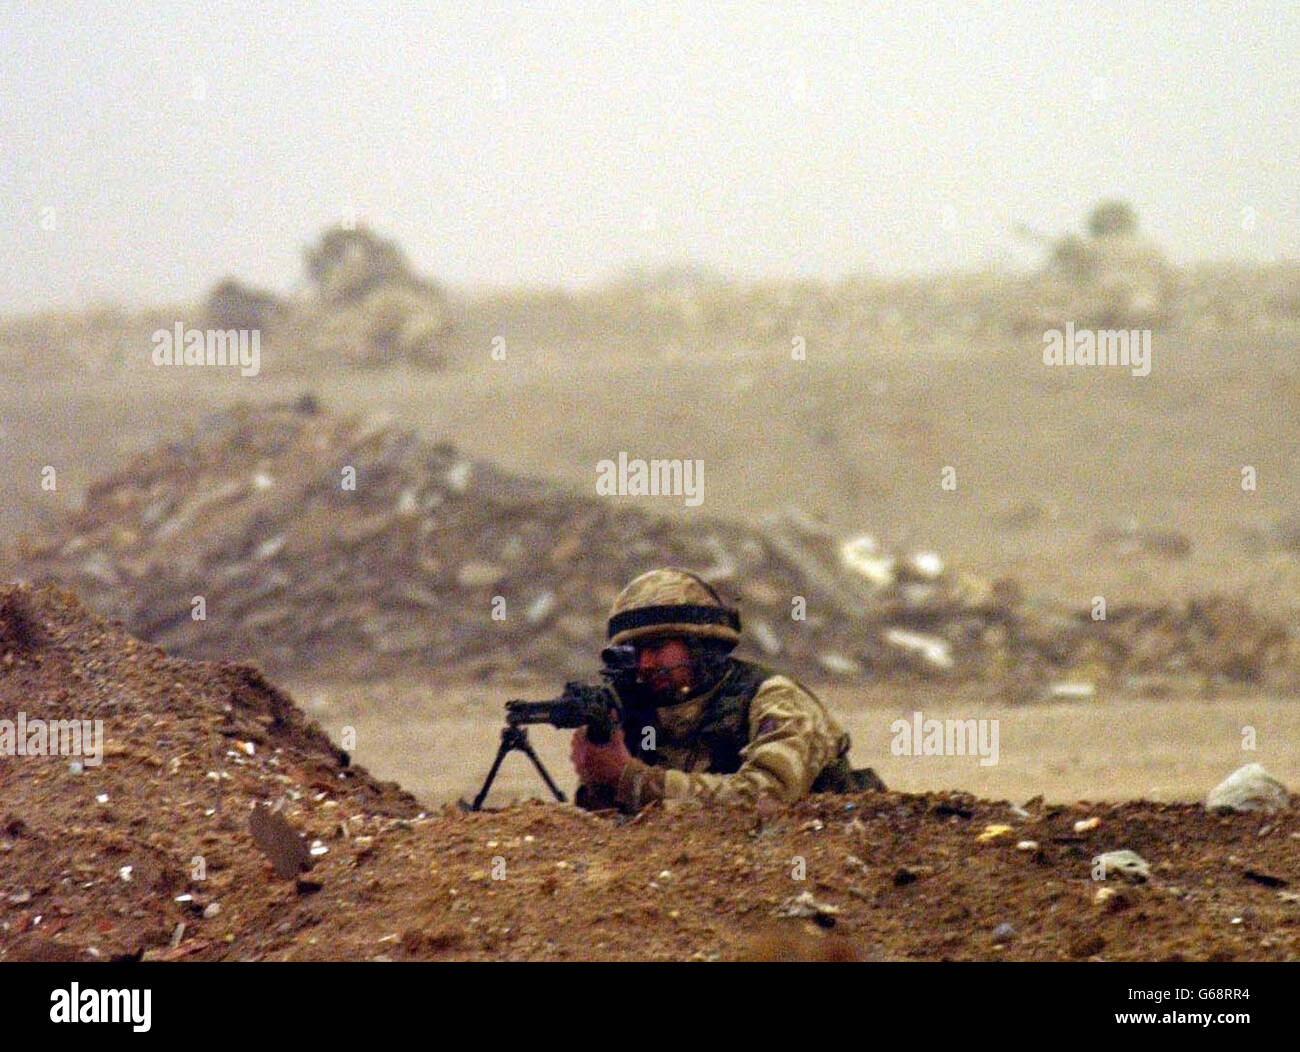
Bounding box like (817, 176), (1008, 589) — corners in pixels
(0, 583), (417, 962)
(280, 793), (1299, 963)
(1, 583), (1296, 962)
(6, 401), (1295, 689)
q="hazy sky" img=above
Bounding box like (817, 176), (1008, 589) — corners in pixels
(2, 1), (1296, 312)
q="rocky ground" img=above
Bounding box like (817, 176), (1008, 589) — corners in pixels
(2, 584), (1296, 962)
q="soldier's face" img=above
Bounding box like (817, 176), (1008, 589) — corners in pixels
(637, 637), (694, 698)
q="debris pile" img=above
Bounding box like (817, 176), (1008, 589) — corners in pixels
(6, 403), (1294, 688)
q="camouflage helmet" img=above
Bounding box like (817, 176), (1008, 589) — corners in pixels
(606, 568), (741, 648)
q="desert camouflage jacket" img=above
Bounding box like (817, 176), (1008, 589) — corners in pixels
(611, 658), (854, 811)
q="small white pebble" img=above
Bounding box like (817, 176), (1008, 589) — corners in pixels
(309, 841), (329, 857)
(1073, 817), (1101, 833)
(1016, 840), (1039, 851)
(118, 866), (132, 882)
(95, 793), (109, 804)
(203, 902), (221, 919)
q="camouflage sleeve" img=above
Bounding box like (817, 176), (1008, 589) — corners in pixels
(614, 675), (844, 811)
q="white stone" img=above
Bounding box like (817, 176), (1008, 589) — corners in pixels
(1207, 764), (1290, 814)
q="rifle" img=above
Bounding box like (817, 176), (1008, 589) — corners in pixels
(464, 645), (637, 811)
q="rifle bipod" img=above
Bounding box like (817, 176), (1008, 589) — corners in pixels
(464, 724), (567, 811)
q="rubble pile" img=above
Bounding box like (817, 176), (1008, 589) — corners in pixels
(6, 402), (1295, 689)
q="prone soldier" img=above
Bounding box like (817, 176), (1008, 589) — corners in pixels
(570, 568), (884, 812)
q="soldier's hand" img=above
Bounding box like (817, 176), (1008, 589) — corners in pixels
(570, 723), (631, 788)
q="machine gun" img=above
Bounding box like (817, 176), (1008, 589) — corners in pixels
(465, 645), (638, 811)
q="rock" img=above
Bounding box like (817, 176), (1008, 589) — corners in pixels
(249, 802), (313, 878)
(900, 551), (944, 581)
(775, 891), (840, 923)
(817, 652), (862, 676)
(1093, 886), (1131, 911)
(1095, 850), (1150, 883)
(1049, 681), (1096, 700)
(839, 535), (895, 589)
(525, 591), (557, 625)
(884, 629), (953, 672)
(1206, 764), (1290, 814)
(992, 922), (1015, 943)
(455, 562), (506, 589)
(445, 461), (473, 493)
(1073, 816), (1101, 833)
(976, 824), (1014, 843)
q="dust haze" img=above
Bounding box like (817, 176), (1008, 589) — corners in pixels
(2, 3), (1296, 312)
(1, 4), (1299, 966)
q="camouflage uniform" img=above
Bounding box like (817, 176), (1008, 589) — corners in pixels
(589, 568), (883, 812)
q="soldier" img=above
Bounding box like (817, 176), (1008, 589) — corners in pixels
(570, 568), (884, 812)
